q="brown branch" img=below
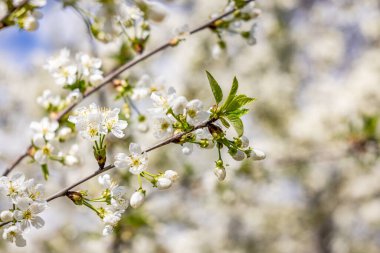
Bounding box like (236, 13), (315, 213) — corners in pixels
(46, 118), (216, 202)
(0, 0), (253, 177)
(0, 118), (216, 228)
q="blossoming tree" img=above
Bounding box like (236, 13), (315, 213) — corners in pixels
(0, 0), (265, 248)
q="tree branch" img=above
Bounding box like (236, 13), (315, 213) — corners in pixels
(0, 118), (217, 228)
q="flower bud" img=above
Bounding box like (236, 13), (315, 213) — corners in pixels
(0, 210), (13, 222)
(214, 166), (226, 181)
(130, 191), (145, 208)
(164, 170), (179, 182)
(251, 149), (266, 160)
(156, 177), (172, 190)
(67, 191), (84, 205)
(240, 136), (250, 148)
(231, 150), (245, 161)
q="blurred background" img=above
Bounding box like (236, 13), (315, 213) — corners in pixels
(1, 0), (380, 252)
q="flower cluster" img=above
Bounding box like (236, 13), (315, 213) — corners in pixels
(68, 103), (128, 168)
(44, 49), (103, 92)
(114, 143), (179, 205)
(97, 174), (129, 236)
(0, 0), (46, 31)
(149, 87), (211, 142)
(30, 117), (79, 179)
(0, 173), (47, 247)
(113, 74), (164, 133)
(69, 103), (128, 141)
(37, 89), (82, 113)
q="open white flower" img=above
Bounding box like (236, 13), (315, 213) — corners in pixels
(171, 96), (188, 115)
(0, 173), (27, 200)
(2, 225), (26, 247)
(114, 143), (148, 175)
(186, 99), (209, 125)
(102, 108), (128, 138)
(110, 186), (129, 211)
(37, 90), (62, 109)
(52, 64), (77, 87)
(102, 207), (123, 236)
(44, 48), (70, 73)
(149, 87), (177, 114)
(76, 53), (103, 85)
(33, 136), (56, 165)
(30, 117), (59, 141)
(14, 198), (47, 230)
(24, 179), (44, 201)
(152, 115), (174, 139)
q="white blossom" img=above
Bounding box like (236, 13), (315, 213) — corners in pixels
(102, 207), (123, 236)
(110, 186), (129, 211)
(0, 173), (27, 200)
(149, 87), (177, 115)
(0, 210), (14, 222)
(69, 103), (127, 140)
(76, 53), (103, 85)
(102, 108), (128, 138)
(33, 136), (56, 165)
(250, 149), (266, 160)
(130, 191), (145, 208)
(156, 177), (172, 190)
(171, 96), (188, 115)
(240, 136), (250, 148)
(14, 199), (47, 230)
(114, 143), (148, 175)
(37, 90), (62, 109)
(214, 167), (226, 181)
(52, 64), (77, 87)
(152, 115), (174, 139)
(231, 150), (245, 161)
(2, 225), (26, 247)
(186, 99), (209, 125)
(164, 170), (179, 182)
(30, 117), (59, 141)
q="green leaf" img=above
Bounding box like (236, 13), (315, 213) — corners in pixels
(225, 95), (255, 113)
(226, 108), (249, 117)
(41, 164), (49, 181)
(221, 76), (238, 111)
(220, 117), (231, 128)
(226, 114), (244, 137)
(206, 71), (223, 104)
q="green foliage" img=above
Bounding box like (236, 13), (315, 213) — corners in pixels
(206, 71), (255, 136)
(206, 71), (223, 104)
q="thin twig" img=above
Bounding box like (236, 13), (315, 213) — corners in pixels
(0, 0), (253, 177)
(46, 118), (216, 202)
(0, 117), (216, 228)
